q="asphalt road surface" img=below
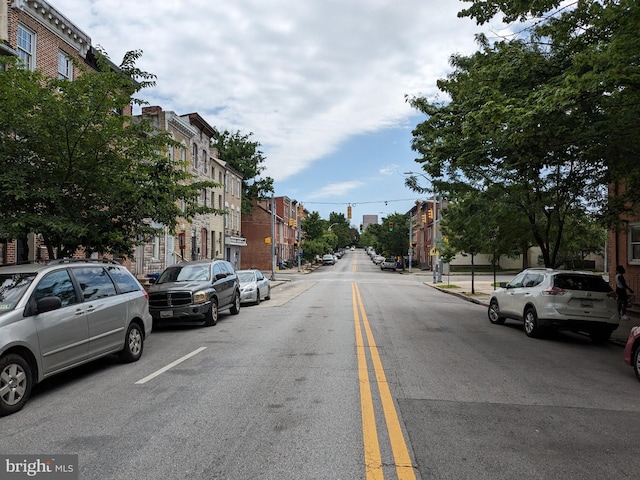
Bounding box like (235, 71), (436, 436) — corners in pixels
(1, 249), (638, 479)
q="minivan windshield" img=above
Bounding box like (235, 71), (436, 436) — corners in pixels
(156, 265), (211, 283)
(0, 273), (36, 314)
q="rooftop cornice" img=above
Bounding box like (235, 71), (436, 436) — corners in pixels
(12, 0), (91, 56)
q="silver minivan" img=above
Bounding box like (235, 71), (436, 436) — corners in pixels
(0, 259), (152, 416)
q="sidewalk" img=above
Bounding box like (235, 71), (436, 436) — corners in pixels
(425, 273), (635, 346)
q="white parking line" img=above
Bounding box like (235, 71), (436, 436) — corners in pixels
(135, 347), (207, 385)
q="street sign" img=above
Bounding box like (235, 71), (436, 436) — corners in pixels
(430, 247), (438, 255)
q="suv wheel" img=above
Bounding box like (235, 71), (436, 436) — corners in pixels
(0, 354), (32, 416)
(523, 307), (541, 338)
(230, 291), (240, 315)
(118, 323), (144, 363)
(488, 300), (505, 325)
(589, 326), (612, 344)
(204, 300), (218, 326)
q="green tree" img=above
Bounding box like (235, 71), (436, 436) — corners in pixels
(211, 130), (274, 214)
(327, 212), (351, 249)
(377, 213), (409, 260)
(0, 52), (219, 259)
(458, 0), (640, 221)
(409, 1), (640, 268)
(408, 38), (603, 267)
(301, 211), (325, 241)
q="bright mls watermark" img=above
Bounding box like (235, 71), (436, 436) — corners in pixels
(1, 455), (78, 479)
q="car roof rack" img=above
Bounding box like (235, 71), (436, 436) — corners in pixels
(47, 258), (121, 265)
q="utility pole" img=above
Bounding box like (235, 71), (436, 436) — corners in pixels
(270, 196), (276, 281)
(408, 212), (413, 273)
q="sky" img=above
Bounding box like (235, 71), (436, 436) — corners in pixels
(50, 0), (508, 226)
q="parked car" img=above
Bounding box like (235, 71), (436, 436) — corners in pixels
(237, 269), (271, 305)
(623, 325), (640, 381)
(487, 268), (619, 342)
(372, 255), (385, 265)
(380, 258), (397, 271)
(0, 259), (152, 416)
(322, 254), (335, 265)
(148, 259), (240, 327)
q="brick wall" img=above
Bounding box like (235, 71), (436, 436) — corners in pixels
(241, 204), (273, 271)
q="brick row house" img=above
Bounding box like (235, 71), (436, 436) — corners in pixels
(133, 106), (246, 277)
(241, 196), (306, 272)
(0, 0), (127, 264)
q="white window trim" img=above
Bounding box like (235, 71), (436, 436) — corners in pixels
(629, 222), (640, 264)
(17, 24), (35, 70)
(57, 50), (73, 80)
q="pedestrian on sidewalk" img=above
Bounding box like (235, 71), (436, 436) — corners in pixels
(615, 265), (634, 321)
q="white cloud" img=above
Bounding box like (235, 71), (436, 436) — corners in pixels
(51, 0), (491, 183)
(308, 181), (365, 199)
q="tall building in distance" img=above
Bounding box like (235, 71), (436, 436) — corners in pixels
(362, 215), (378, 233)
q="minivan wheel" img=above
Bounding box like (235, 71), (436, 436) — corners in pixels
(488, 300), (505, 325)
(230, 291), (240, 315)
(118, 323), (144, 363)
(204, 300), (218, 326)
(0, 354), (32, 416)
(523, 307), (541, 338)
(589, 326), (612, 344)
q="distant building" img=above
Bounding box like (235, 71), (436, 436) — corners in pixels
(242, 197), (305, 272)
(362, 215), (378, 233)
(133, 106), (245, 277)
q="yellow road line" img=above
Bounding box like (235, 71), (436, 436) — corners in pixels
(353, 282), (416, 480)
(352, 283), (384, 479)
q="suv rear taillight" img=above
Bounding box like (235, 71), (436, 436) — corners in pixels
(143, 289), (149, 300)
(607, 291), (618, 299)
(542, 286), (567, 295)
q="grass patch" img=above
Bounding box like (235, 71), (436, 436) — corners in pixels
(437, 284), (460, 289)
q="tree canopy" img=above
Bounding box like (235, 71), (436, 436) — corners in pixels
(211, 130), (274, 215)
(0, 51), (219, 259)
(408, 0), (640, 267)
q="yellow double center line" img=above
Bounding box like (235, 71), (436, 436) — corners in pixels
(352, 282), (416, 480)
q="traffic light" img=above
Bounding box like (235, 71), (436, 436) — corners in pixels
(347, 205), (352, 219)
(359, 224), (363, 233)
(428, 209), (434, 220)
(421, 213), (427, 223)
(389, 222), (394, 232)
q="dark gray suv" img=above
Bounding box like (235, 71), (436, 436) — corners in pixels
(148, 260), (241, 327)
(0, 259), (152, 416)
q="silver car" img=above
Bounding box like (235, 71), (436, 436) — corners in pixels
(0, 259), (152, 416)
(488, 268), (618, 342)
(237, 269), (271, 305)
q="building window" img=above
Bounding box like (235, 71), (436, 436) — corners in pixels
(17, 25), (35, 70)
(58, 51), (73, 80)
(219, 194), (222, 210)
(202, 149), (207, 173)
(630, 223), (640, 263)
(237, 179), (242, 198)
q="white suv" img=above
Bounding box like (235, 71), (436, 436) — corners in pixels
(488, 268), (618, 343)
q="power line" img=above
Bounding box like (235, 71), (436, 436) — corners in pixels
(299, 198), (416, 206)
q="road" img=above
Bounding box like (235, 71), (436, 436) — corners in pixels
(1, 249), (639, 479)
